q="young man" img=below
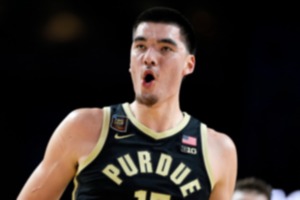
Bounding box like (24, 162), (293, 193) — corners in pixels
(232, 177), (272, 200)
(17, 6), (237, 200)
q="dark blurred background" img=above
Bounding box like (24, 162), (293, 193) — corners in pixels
(1, 0), (299, 199)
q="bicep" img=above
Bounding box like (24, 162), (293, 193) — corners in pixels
(209, 156), (237, 200)
(17, 115), (79, 199)
(17, 158), (75, 200)
(17, 108), (103, 200)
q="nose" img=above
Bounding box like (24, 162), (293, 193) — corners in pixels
(143, 48), (157, 66)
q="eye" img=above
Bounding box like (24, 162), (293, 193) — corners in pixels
(135, 44), (146, 51)
(161, 46), (172, 53)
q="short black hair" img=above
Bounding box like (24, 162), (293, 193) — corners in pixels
(132, 7), (197, 55)
(235, 177), (272, 200)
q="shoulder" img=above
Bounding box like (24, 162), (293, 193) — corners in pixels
(59, 107), (106, 144)
(205, 127), (237, 195)
(51, 107), (106, 162)
(206, 127), (237, 169)
(64, 107), (104, 127)
(206, 127), (236, 155)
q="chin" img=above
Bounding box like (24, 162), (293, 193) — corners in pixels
(136, 94), (158, 107)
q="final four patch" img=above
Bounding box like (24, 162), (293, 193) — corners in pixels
(110, 114), (128, 132)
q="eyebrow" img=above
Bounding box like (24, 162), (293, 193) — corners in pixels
(133, 36), (177, 47)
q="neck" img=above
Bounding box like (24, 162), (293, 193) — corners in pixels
(129, 100), (183, 132)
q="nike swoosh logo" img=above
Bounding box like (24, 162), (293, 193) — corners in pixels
(114, 133), (135, 139)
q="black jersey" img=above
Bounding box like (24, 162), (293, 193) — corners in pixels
(72, 102), (214, 200)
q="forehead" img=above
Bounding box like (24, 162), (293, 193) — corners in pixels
(133, 22), (182, 41)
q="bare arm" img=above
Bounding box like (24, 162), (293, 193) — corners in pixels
(17, 108), (103, 200)
(207, 128), (238, 200)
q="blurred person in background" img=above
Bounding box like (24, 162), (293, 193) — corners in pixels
(232, 177), (272, 200)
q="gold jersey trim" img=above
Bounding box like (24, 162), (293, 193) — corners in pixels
(122, 102), (191, 140)
(201, 123), (215, 190)
(72, 106), (111, 200)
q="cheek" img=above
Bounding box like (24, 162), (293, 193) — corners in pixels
(164, 69), (181, 86)
(129, 66), (139, 84)
(130, 55), (140, 70)
(170, 64), (184, 77)
(129, 58), (136, 73)
(130, 50), (141, 62)
(129, 59), (138, 72)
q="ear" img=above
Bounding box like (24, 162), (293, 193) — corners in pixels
(183, 55), (195, 76)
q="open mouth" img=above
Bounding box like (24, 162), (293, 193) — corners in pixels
(144, 73), (155, 83)
(142, 70), (156, 86)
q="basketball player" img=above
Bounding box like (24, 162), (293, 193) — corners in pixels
(232, 177), (272, 200)
(17, 6), (237, 200)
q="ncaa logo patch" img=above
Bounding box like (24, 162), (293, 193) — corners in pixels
(110, 114), (128, 132)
